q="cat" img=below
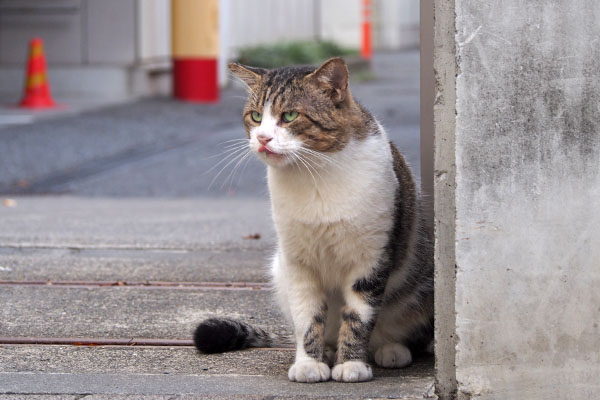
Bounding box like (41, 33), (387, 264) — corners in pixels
(194, 57), (433, 383)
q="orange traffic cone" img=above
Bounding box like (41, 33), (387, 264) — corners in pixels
(360, 0), (372, 60)
(19, 38), (57, 109)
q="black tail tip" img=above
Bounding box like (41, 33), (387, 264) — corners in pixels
(193, 318), (246, 354)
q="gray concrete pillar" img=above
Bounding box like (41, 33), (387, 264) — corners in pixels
(433, 1), (600, 399)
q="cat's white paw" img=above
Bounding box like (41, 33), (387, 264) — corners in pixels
(331, 360), (373, 382)
(324, 346), (337, 367)
(288, 359), (331, 383)
(374, 343), (412, 368)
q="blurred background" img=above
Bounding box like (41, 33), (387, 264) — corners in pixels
(0, 0), (422, 198)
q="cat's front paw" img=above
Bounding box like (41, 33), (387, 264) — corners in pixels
(373, 343), (412, 368)
(331, 360), (373, 382)
(288, 359), (331, 383)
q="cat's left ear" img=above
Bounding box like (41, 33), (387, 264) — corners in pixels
(307, 57), (349, 104)
(228, 63), (267, 90)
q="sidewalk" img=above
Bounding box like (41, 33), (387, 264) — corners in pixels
(0, 51), (433, 398)
(0, 197), (434, 399)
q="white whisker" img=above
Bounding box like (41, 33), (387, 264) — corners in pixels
(208, 148), (250, 190)
(223, 141), (250, 150)
(300, 153), (325, 182)
(234, 152), (254, 187)
(201, 140), (249, 162)
(220, 138), (250, 145)
(293, 151), (319, 187)
(221, 150), (252, 190)
(204, 145), (248, 176)
(298, 147), (343, 169)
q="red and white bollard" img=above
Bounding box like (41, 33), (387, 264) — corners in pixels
(171, 0), (219, 102)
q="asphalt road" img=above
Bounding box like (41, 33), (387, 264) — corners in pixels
(0, 51), (420, 198)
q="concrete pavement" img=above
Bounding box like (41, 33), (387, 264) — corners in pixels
(0, 197), (434, 399)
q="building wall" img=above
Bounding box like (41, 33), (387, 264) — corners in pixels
(374, 0), (419, 50)
(0, 0), (87, 65)
(0, 0), (419, 97)
(138, 0), (171, 63)
(319, 0), (419, 50)
(319, 0), (361, 48)
(226, 0), (318, 49)
(435, 1), (600, 398)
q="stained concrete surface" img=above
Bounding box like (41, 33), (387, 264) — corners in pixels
(436, 1), (600, 399)
(0, 197), (275, 249)
(431, 0), (458, 397)
(0, 346), (295, 376)
(0, 345), (433, 378)
(0, 247), (270, 283)
(1, 285), (287, 339)
(0, 372), (434, 398)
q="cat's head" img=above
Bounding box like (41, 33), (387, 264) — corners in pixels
(229, 58), (370, 168)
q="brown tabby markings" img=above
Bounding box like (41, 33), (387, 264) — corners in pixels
(336, 309), (375, 364)
(303, 305), (328, 362)
(231, 58), (378, 153)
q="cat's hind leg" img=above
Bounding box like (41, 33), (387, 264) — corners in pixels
(373, 342), (412, 368)
(368, 315), (414, 369)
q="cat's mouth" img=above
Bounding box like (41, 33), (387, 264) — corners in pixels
(258, 145), (283, 158)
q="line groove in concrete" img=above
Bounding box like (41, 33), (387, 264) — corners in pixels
(0, 337), (195, 346)
(0, 280), (269, 290)
(0, 243), (271, 252)
(0, 338), (294, 349)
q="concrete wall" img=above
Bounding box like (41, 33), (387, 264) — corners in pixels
(434, 1), (600, 399)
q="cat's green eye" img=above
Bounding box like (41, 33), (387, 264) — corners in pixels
(283, 111), (299, 122)
(251, 111), (262, 122)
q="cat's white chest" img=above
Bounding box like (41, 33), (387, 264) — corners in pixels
(267, 136), (397, 281)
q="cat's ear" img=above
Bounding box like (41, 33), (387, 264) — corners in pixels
(228, 63), (266, 90)
(307, 57), (349, 104)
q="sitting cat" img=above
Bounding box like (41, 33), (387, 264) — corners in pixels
(194, 58), (433, 383)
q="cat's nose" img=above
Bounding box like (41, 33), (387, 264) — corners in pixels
(257, 134), (272, 146)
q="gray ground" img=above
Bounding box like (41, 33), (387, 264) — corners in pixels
(0, 51), (433, 399)
(0, 52), (420, 197)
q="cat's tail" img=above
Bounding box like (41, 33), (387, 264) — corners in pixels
(193, 317), (288, 354)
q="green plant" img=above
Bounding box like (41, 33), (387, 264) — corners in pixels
(236, 40), (358, 68)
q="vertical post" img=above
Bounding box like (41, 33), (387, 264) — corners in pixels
(432, 0), (457, 398)
(420, 0), (434, 228)
(360, 0), (372, 60)
(171, 0), (219, 102)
